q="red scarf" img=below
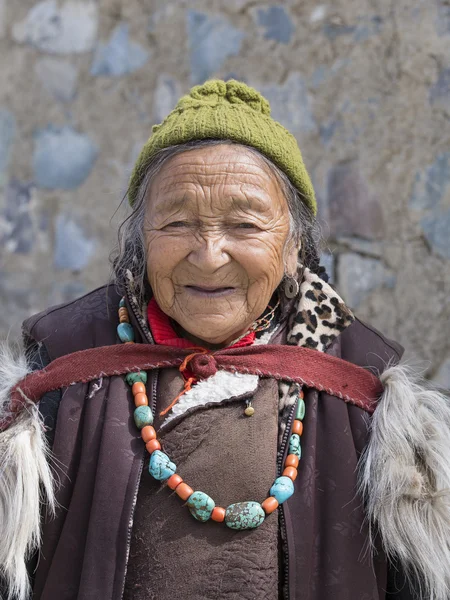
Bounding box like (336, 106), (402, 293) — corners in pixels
(147, 297), (256, 349)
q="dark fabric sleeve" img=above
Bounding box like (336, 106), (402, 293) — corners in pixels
(23, 336), (62, 450)
(386, 558), (418, 599)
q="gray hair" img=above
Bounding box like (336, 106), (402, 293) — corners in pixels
(112, 139), (324, 308)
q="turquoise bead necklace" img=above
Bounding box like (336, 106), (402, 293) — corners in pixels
(117, 297), (305, 530)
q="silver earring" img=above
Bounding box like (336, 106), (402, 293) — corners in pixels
(284, 277), (299, 299)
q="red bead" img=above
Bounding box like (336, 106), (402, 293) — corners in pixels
(283, 466), (298, 481)
(211, 507), (226, 522)
(134, 392), (148, 407)
(285, 454), (299, 469)
(145, 439), (161, 454)
(132, 382), (146, 395)
(261, 497), (279, 514)
(292, 420), (303, 435)
(176, 483), (194, 501)
(141, 425), (156, 443)
(167, 474), (183, 490)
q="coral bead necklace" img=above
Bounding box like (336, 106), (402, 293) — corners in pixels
(117, 298), (305, 530)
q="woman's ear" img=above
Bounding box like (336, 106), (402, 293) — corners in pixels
(284, 240), (301, 277)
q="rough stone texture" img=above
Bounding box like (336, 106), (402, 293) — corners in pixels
(327, 162), (384, 240)
(259, 72), (316, 135)
(253, 6), (294, 44)
(34, 58), (79, 102)
(12, 0), (98, 54)
(433, 356), (450, 390)
(410, 152), (450, 259)
(0, 109), (15, 181)
(91, 22), (150, 77)
(54, 212), (96, 271)
(33, 126), (98, 189)
(0, 0), (449, 376)
(337, 253), (396, 309)
(153, 74), (182, 123)
(0, 180), (34, 254)
(187, 10), (244, 85)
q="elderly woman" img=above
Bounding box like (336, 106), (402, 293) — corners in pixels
(1, 80), (449, 600)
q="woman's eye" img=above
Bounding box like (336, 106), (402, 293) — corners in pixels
(235, 222), (257, 229)
(165, 221), (189, 228)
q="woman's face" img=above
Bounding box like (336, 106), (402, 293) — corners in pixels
(144, 144), (298, 346)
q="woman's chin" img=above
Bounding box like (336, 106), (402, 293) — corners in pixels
(179, 320), (248, 347)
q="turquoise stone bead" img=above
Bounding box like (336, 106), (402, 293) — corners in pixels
(296, 398), (305, 420)
(149, 450), (176, 481)
(289, 433), (301, 459)
(270, 476), (294, 504)
(119, 297), (126, 308)
(117, 322), (135, 343)
(225, 501), (265, 530)
(134, 405), (154, 429)
(126, 371), (147, 386)
(187, 491), (215, 522)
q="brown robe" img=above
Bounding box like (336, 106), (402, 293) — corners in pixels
(22, 283), (407, 600)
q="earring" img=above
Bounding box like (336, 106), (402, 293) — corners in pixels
(284, 276), (299, 299)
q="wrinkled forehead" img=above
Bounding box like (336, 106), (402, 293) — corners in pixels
(146, 144), (286, 213)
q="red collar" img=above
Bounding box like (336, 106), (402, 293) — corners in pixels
(147, 297), (255, 349)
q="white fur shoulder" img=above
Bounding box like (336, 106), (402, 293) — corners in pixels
(0, 343), (55, 600)
(359, 363), (450, 600)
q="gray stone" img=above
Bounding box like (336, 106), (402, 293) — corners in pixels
(409, 152), (450, 258)
(410, 153), (450, 212)
(337, 253), (396, 308)
(259, 72), (316, 135)
(323, 22), (355, 40)
(319, 119), (342, 144)
(12, 0), (98, 54)
(90, 23), (150, 77)
(436, 2), (450, 36)
(255, 6), (294, 44)
(51, 280), (86, 304)
(310, 59), (351, 89)
(54, 213), (96, 271)
(319, 252), (335, 283)
(33, 126), (98, 189)
(34, 58), (78, 102)
(336, 236), (383, 258)
(153, 74), (181, 123)
(420, 209), (450, 260)
(327, 162), (384, 240)
(433, 356), (450, 390)
(0, 0), (5, 40)
(353, 16), (383, 42)
(187, 10), (245, 85)
(429, 68), (450, 112)
(0, 109), (15, 179)
(1, 180), (34, 254)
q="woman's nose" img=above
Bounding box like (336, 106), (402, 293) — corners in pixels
(186, 233), (231, 272)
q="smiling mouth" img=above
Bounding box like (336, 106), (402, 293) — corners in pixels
(185, 285), (236, 298)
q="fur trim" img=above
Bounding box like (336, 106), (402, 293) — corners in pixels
(359, 363), (450, 600)
(162, 371), (259, 426)
(0, 343), (55, 600)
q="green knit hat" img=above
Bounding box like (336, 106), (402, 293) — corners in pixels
(128, 79), (317, 214)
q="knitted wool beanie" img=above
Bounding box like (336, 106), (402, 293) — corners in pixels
(128, 79), (317, 214)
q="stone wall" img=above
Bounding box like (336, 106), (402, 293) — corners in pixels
(0, 0), (449, 385)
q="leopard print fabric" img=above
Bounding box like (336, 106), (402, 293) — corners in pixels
(278, 268), (355, 440)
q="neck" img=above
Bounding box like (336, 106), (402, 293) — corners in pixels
(171, 322), (249, 350)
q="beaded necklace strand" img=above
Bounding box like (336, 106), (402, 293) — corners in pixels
(117, 298), (305, 530)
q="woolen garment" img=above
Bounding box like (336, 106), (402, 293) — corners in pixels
(20, 283), (414, 600)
